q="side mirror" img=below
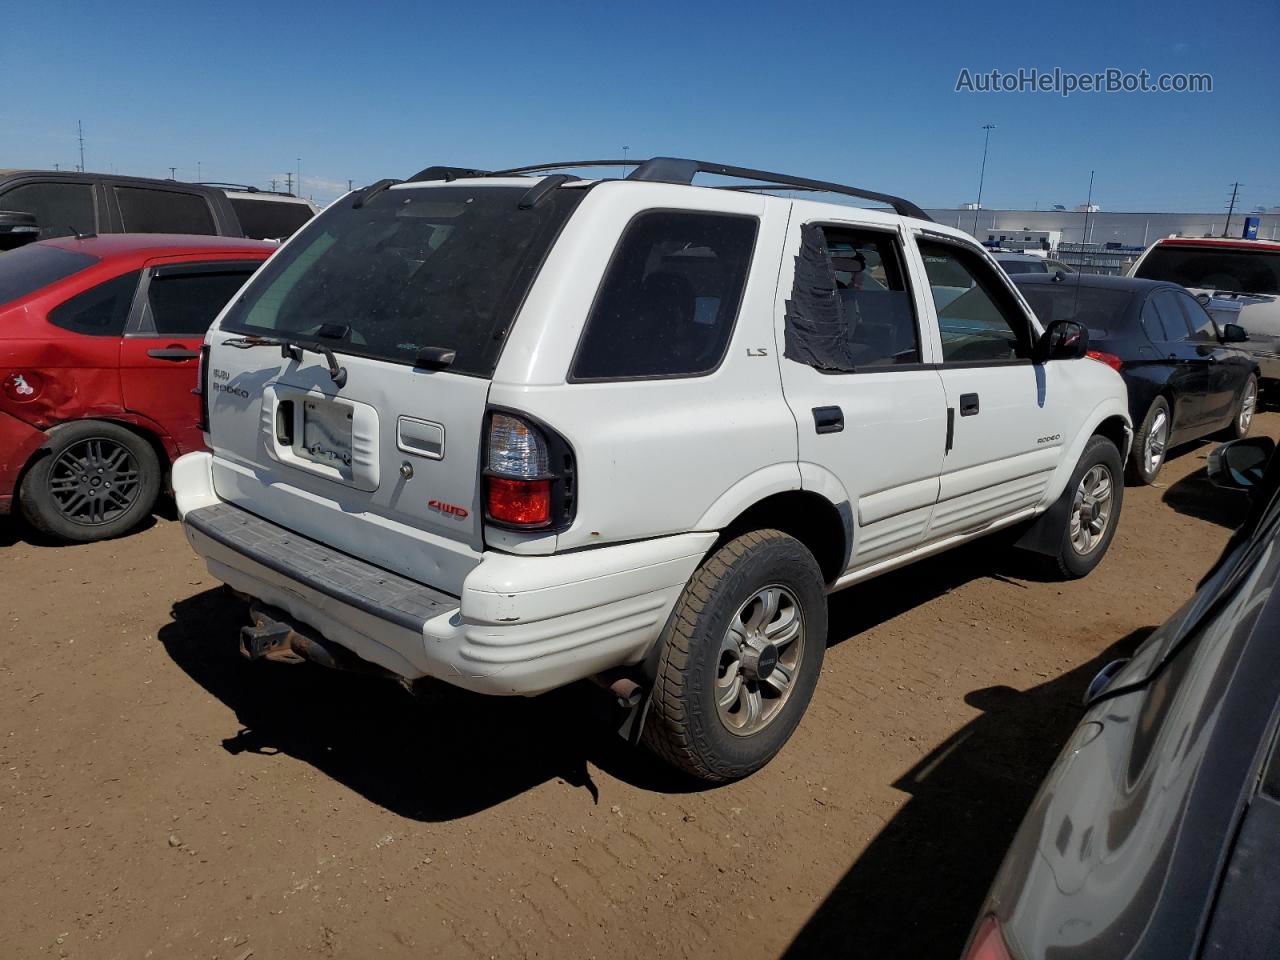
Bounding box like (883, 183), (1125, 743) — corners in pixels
(0, 210), (39, 251)
(1221, 322), (1249, 343)
(1036, 319), (1090, 362)
(1208, 436), (1276, 491)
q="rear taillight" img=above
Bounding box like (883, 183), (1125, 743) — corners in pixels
(962, 915), (1014, 960)
(194, 344), (212, 432)
(1087, 350), (1123, 372)
(483, 411), (574, 530)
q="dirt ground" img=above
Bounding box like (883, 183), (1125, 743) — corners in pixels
(3, 413), (1276, 960)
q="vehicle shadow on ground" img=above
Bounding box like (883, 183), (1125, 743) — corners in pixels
(0, 511), (159, 547)
(1163, 465), (1252, 528)
(781, 627), (1153, 960)
(158, 588), (697, 821)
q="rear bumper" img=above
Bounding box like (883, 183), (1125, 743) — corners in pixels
(0, 410), (48, 515)
(174, 452), (714, 695)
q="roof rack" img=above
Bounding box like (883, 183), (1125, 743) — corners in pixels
(398, 157), (930, 220)
(193, 182), (299, 198)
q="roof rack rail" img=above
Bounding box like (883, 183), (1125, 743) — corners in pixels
(398, 157), (930, 220)
(193, 182), (299, 198)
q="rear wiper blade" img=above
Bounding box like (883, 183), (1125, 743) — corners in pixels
(221, 335), (348, 387)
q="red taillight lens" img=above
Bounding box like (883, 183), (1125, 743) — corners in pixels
(963, 915), (1014, 960)
(486, 476), (552, 526)
(1087, 350), (1123, 372)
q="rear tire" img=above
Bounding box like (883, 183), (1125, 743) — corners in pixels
(18, 421), (161, 543)
(643, 530), (827, 782)
(1053, 435), (1123, 579)
(1127, 397), (1170, 485)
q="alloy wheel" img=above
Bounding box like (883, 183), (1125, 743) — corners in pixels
(1070, 463), (1115, 555)
(1240, 380), (1257, 434)
(1144, 410), (1168, 475)
(715, 585), (805, 737)
(48, 438), (142, 526)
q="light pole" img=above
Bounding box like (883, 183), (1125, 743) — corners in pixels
(622, 145), (629, 174)
(973, 123), (996, 237)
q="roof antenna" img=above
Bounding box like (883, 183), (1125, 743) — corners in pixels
(1069, 170), (1095, 319)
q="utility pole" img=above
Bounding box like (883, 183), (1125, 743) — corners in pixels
(973, 123), (996, 236)
(1223, 182), (1242, 237)
(197, 161), (202, 181)
(270, 178), (278, 192)
(285, 172), (292, 194)
(54, 163), (60, 171)
(296, 158), (301, 197)
(77, 120), (85, 172)
(168, 166), (177, 180)
(348, 179), (353, 192)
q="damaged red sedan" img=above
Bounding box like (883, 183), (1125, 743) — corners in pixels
(1, 234), (273, 541)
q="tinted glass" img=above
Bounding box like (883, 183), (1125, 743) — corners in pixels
(48, 271), (140, 336)
(222, 185), (584, 377)
(1135, 245), (1280, 295)
(822, 226), (920, 367)
(572, 211), (757, 380)
(0, 244), (98, 305)
(919, 241), (1031, 362)
(1177, 291), (1219, 342)
(1017, 282), (1133, 335)
(1152, 289), (1192, 340)
(115, 187), (216, 234)
(148, 269), (256, 336)
(997, 259), (1045, 275)
(229, 197), (313, 240)
(0, 182), (96, 239)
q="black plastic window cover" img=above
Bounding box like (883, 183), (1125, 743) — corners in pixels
(783, 223), (857, 371)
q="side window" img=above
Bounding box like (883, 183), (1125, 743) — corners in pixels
(229, 198), (313, 240)
(1141, 297), (1170, 341)
(918, 241), (1032, 363)
(114, 187), (216, 235)
(783, 224), (920, 371)
(47, 271), (141, 336)
(146, 267), (256, 336)
(571, 211), (757, 381)
(1177, 292), (1219, 343)
(0, 182), (96, 239)
(1151, 289), (1192, 341)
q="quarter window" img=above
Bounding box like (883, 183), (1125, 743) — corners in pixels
(919, 241), (1032, 363)
(48, 271), (140, 336)
(115, 187), (216, 235)
(571, 211), (757, 380)
(0, 182), (96, 239)
(147, 267), (256, 336)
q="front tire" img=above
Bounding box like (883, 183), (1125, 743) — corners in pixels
(1127, 397), (1170, 485)
(644, 530), (827, 782)
(18, 421), (161, 543)
(1053, 435), (1123, 579)
(1225, 374), (1258, 441)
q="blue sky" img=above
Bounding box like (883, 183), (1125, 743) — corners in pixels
(7, 0), (1278, 212)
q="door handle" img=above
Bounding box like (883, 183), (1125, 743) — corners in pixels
(147, 347), (199, 361)
(959, 393), (980, 417)
(812, 405), (844, 434)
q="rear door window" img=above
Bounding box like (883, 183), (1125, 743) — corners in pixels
(229, 197), (313, 239)
(0, 244), (99, 305)
(114, 187), (216, 234)
(571, 210), (757, 380)
(48, 271), (141, 336)
(146, 264), (258, 336)
(0, 182), (96, 239)
(221, 184), (585, 377)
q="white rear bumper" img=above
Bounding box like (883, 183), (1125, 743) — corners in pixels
(174, 452), (714, 695)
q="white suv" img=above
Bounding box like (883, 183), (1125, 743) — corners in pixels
(173, 157), (1131, 781)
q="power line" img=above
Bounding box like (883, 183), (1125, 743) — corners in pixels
(77, 120), (85, 172)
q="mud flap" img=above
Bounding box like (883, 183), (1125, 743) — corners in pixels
(1013, 480), (1074, 557)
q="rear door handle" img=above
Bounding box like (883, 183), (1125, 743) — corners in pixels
(147, 347), (200, 361)
(959, 393), (980, 417)
(812, 405), (844, 434)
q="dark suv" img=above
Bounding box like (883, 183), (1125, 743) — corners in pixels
(0, 170), (315, 244)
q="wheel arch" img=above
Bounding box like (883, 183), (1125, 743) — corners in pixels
(704, 489), (851, 586)
(19, 415), (174, 493)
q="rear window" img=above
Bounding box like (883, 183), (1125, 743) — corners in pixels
(0, 244), (99, 306)
(1135, 245), (1280, 295)
(229, 197), (314, 240)
(997, 258), (1046, 275)
(221, 184), (584, 377)
(1017, 282), (1135, 333)
(115, 187), (216, 235)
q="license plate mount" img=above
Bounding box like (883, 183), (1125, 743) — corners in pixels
(299, 399), (354, 469)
